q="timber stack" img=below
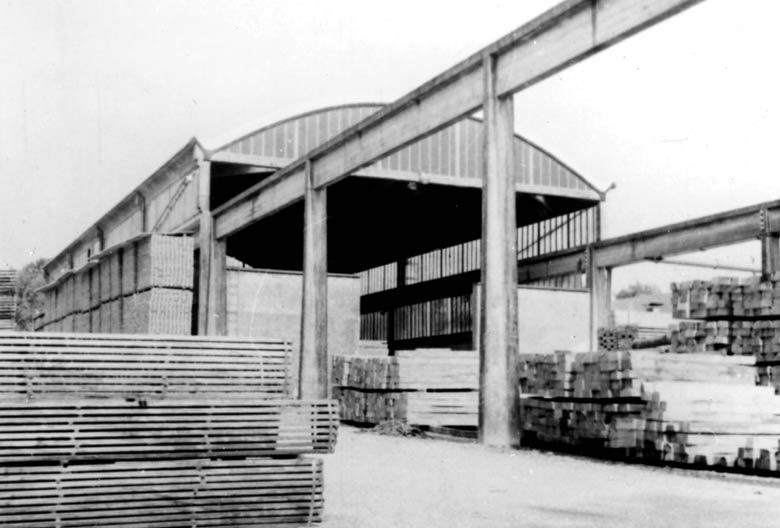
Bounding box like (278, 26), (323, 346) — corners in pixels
(0, 269), (15, 331)
(0, 332), (338, 527)
(670, 275), (780, 392)
(37, 234), (193, 334)
(520, 349), (780, 472)
(332, 349), (478, 427)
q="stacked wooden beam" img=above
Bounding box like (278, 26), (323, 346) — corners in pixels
(0, 333), (335, 526)
(520, 350), (780, 472)
(0, 332), (293, 399)
(39, 234), (194, 334)
(671, 275), (780, 319)
(332, 349), (478, 427)
(0, 269), (16, 331)
(0, 457), (325, 527)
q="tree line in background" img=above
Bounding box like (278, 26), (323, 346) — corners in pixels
(14, 259), (47, 331)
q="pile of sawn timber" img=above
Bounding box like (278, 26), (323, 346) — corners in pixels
(520, 349), (780, 472)
(332, 349), (478, 427)
(0, 269), (16, 331)
(38, 234), (193, 334)
(670, 276), (780, 393)
(0, 332), (338, 527)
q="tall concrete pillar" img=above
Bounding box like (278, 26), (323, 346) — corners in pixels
(479, 53), (520, 448)
(299, 161), (329, 399)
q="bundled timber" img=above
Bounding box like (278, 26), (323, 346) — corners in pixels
(671, 274), (780, 320)
(0, 332), (293, 399)
(332, 348), (478, 427)
(0, 269), (16, 331)
(0, 397), (337, 463)
(39, 234), (194, 335)
(334, 388), (477, 426)
(519, 349), (780, 473)
(0, 332), (336, 527)
(332, 349), (478, 390)
(0, 457), (324, 528)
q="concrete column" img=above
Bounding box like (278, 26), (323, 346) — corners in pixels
(197, 159), (212, 335)
(207, 238), (227, 335)
(299, 160), (329, 399)
(479, 53), (520, 448)
(588, 244), (612, 349)
(761, 235), (780, 279)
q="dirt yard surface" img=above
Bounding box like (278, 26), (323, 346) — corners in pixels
(321, 426), (780, 527)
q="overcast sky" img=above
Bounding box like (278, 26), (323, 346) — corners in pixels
(1, 0), (778, 292)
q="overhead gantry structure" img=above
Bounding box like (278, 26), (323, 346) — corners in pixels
(196, 0), (708, 447)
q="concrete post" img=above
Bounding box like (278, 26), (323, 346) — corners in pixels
(197, 158), (212, 335)
(479, 53), (520, 448)
(300, 160), (329, 399)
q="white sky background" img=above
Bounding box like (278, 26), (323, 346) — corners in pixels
(0, 0), (778, 293)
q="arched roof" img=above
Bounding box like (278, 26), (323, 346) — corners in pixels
(211, 103), (601, 199)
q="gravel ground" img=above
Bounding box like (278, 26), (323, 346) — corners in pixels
(321, 426), (780, 527)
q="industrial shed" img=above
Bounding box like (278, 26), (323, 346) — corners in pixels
(41, 103), (603, 355)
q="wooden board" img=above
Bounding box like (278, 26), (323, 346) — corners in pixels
(0, 456), (324, 527)
(0, 332), (294, 399)
(0, 398), (338, 464)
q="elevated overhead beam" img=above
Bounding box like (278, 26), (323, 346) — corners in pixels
(518, 199), (780, 279)
(213, 0), (704, 239)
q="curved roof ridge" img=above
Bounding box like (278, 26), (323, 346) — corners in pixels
(206, 102), (386, 156)
(208, 102), (602, 195)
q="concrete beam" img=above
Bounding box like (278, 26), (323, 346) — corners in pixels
(516, 200), (780, 279)
(214, 0), (703, 238)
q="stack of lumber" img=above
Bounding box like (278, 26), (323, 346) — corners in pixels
(357, 340), (391, 356)
(332, 349), (478, 426)
(39, 234), (194, 334)
(520, 349), (780, 472)
(0, 457), (324, 528)
(669, 275), (780, 393)
(0, 332), (294, 399)
(0, 332), (336, 527)
(0, 269), (16, 331)
(0, 398), (337, 463)
(671, 275), (780, 319)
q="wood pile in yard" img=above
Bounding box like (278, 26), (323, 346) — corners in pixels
(38, 234), (194, 334)
(520, 349), (780, 472)
(0, 333), (335, 527)
(0, 332), (293, 399)
(332, 349), (478, 427)
(671, 275), (780, 319)
(0, 270), (15, 331)
(669, 275), (780, 393)
(0, 457), (324, 528)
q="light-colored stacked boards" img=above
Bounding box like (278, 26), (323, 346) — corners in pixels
(669, 319), (780, 357)
(332, 349), (478, 390)
(519, 349), (780, 473)
(0, 398), (337, 463)
(336, 389), (477, 426)
(0, 333), (335, 527)
(671, 275), (780, 320)
(0, 457), (324, 528)
(0, 332), (294, 399)
(332, 348), (478, 427)
(0, 269), (16, 331)
(669, 275), (780, 394)
(39, 234), (194, 334)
